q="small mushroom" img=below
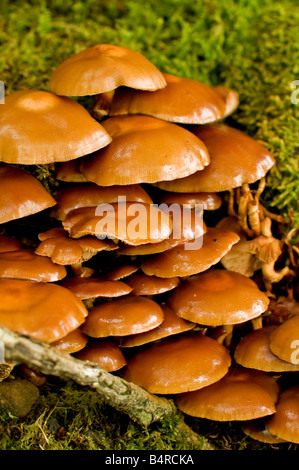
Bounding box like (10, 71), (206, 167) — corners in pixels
(168, 269), (270, 327)
(125, 272), (180, 296)
(51, 327), (88, 353)
(268, 315), (299, 364)
(176, 366), (280, 421)
(0, 165), (56, 224)
(159, 191), (222, 211)
(51, 182), (153, 221)
(141, 227), (240, 278)
(234, 325), (299, 372)
(265, 385), (299, 444)
(241, 419), (287, 444)
(0, 249), (67, 282)
(0, 234), (23, 253)
(79, 115), (210, 186)
(61, 277), (133, 301)
(122, 332), (231, 394)
(154, 123), (275, 193)
(81, 295), (164, 338)
(74, 338), (126, 372)
(0, 90), (112, 164)
(0, 279), (87, 343)
(119, 303), (195, 348)
(50, 44), (167, 97)
(102, 73), (237, 124)
(62, 202), (173, 247)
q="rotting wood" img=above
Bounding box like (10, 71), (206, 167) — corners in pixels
(0, 325), (214, 449)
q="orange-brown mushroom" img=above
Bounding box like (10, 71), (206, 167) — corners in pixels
(122, 332), (231, 394)
(82, 295), (164, 338)
(74, 338), (126, 372)
(268, 315), (299, 364)
(0, 234), (23, 253)
(176, 366), (279, 421)
(234, 325), (299, 372)
(62, 202), (173, 246)
(159, 191), (222, 211)
(141, 227), (240, 278)
(241, 420), (286, 444)
(168, 269), (269, 327)
(50, 44), (167, 96)
(52, 182), (153, 221)
(0, 249), (67, 282)
(0, 90), (112, 164)
(0, 165), (56, 224)
(265, 385), (299, 444)
(105, 264), (139, 281)
(101, 73), (237, 124)
(61, 277), (133, 301)
(51, 327), (88, 353)
(79, 115), (210, 186)
(154, 124), (275, 193)
(119, 303), (195, 348)
(125, 272), (180, 296)
(0, 279), (87, 343)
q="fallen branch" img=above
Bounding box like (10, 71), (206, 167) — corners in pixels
(0, 326), (213, 449)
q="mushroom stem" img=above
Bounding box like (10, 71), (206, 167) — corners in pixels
(251, 316), (263, 330)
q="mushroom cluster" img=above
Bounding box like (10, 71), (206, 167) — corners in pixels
(1, 43), (298, 446)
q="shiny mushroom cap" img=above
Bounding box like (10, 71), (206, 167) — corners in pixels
(50, 44), (167, 96)
(0, 90), (112, 164)
(35, 227), (117, 265)
(102, 73), (237, 124)
(154, 124), (275, 193)
(265, 385), (299, 444)
(235, 325), (299, 372)
(119, 303), (195, 348)
(61, 277), (133, 300)
(0, 165), (56, 224)
(51, 327), (88, 353)
(159, 191), (222, 210)
(74, 338), (127, 372)
(176, 366), (280, 421)
(122, 332), (231, 394)
(52, 182), (153, 221)
(0, 249), (67, 282)
(141, 227), (240, 278)
(79, 115), (210, 186)
(125, 272), (180, 296)
(0, 279), (87, 343)
(168, 269), (269, 327)
(62, 202), (173, 246)
(268, 315), (299, 364)
(82, 295), (164, 337)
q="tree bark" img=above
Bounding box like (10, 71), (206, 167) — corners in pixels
(0, 326), (213, 449)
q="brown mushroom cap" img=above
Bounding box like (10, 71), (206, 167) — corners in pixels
(50, 44), (167, 96)
(81, 295), (164, 338)
(0, 235), (23, 253)
(159, 191), (222, 210)
(241, 420), (286, 444)
(119, 209), (207, 256)
(141, 227), (240, 278)
(176, 366), (279, 421)
(35, 227), (117, 265)
(0, 249), (67, 282)
(154, 124), (275, 193)
(52, 182), (153, 221)
(265, 385), (299, 444)
(0, 165), (56, 224)
(104, 73), (236, 124)
(0, 90), (112, 165)
(105, 264), (139, 281)
(119, 303), (195, 348)
(61, 277), (133, 300)
(269, 315), (299, 364)
(79, 115), (210, 186)
(0, 279), (87, 343)
(168, 269), (269, 327)
(51, 327), (88, 353)
(74, 338), (127, 372)
(235, 325), (299, 372)
(125, 272), (180, 296)
(122, 332), (231, 394)
(62, 202), (173, 246)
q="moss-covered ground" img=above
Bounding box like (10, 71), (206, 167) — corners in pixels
(0, 0), (299, 451)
